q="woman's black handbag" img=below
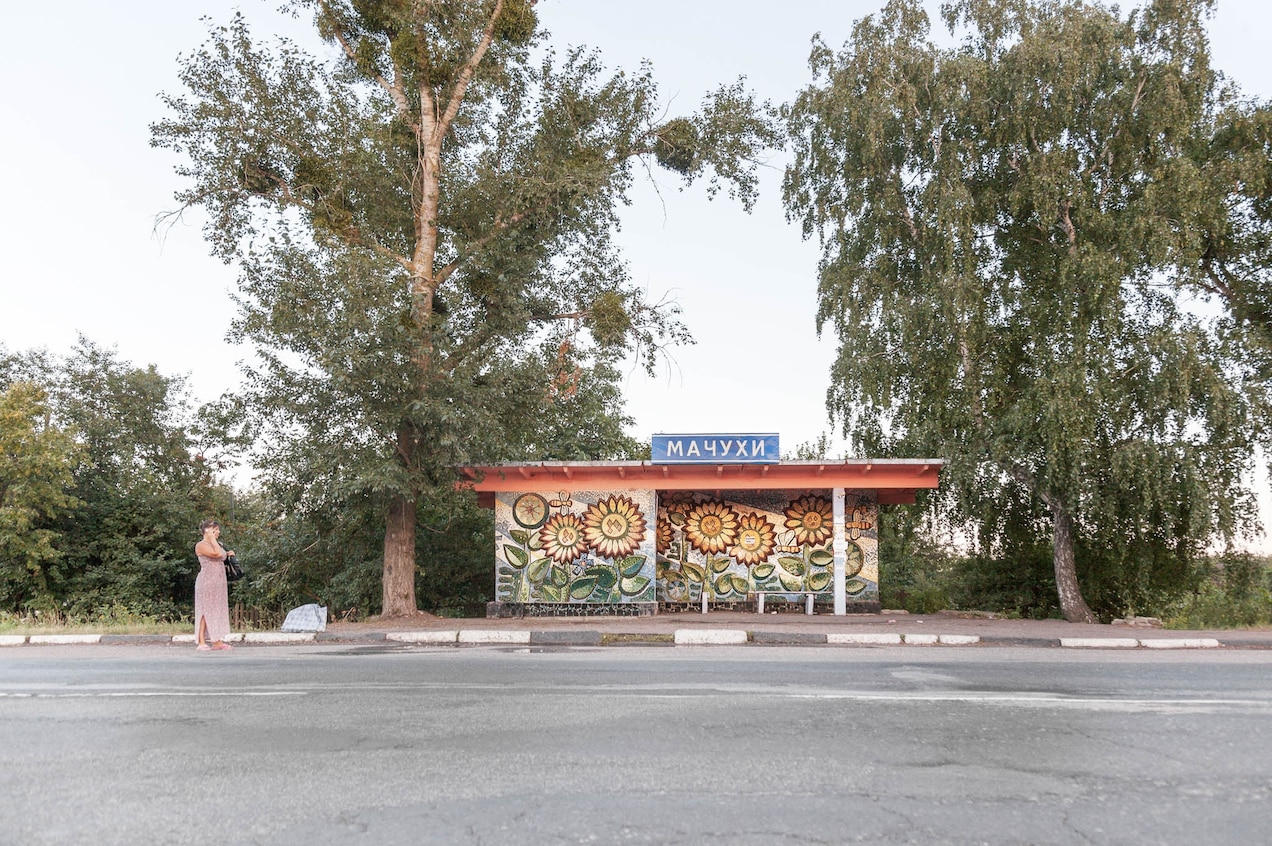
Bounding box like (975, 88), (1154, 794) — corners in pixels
(224, 553), (244, 582)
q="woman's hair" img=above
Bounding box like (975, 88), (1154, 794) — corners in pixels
(199, 519), (220, 533)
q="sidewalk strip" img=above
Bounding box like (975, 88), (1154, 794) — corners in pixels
(674, 629), (748, 645)
(387, 631), (459, 644)
(903, 634), (940, 645)
(1060, 638), (1140, 649)
(826, 633), (902, 645)
(0, 635), (28, 647)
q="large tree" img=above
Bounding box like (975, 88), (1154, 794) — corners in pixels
(152, 0), (777, 615)
(784, 0), (1271, 621)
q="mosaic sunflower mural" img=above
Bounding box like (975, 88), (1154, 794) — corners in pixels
(538, 513), (588, 565)
(655, 491), (878, 605)
(684, 500), (740, 555)
(731, 512), (776, 566)
(583, 494), (647, 559)
(783, 495), (833, 547)
(494, 490), (656, 605)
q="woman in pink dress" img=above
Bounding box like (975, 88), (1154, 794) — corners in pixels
(194, 520), (234, 651)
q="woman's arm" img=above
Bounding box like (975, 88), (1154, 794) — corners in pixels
(195, 539), (225, 559)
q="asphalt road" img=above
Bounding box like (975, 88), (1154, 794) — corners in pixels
(2, 644), (1271, 845)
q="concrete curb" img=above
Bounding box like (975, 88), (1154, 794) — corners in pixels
(674, 629), (749, 645)
(530, 630), (603, 646)
(458, 630), (531, 644)
(0, 630), (1254, 649)
(99, 634), (171, 645)
(827, 633), (902, 645)
(980, 635), (1062, 648)
(1139, 638), (1221, 649)
(28, 634), (102, 645)
(1060, 638), (1141, 648)
(752, 631), (827, 645)
(244, 632), (315, 644)
(387, 631), (458, 644)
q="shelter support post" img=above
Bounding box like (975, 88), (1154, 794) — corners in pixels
(833, 488), (846, 615)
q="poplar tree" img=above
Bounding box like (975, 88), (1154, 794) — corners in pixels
(152, 1), (777, 616)
(784, 0), (1271, 621)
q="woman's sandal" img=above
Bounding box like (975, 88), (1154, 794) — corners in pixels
(211, 642), (233, 650)
(196, 644), (212, 651)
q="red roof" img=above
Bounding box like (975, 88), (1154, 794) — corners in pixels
(458, 459), (942, 505)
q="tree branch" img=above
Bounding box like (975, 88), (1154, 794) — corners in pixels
(434, 0), (505, 144)
(318, 0), (415, 128)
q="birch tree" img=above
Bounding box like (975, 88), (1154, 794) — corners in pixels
(784, 0), (1270, 621)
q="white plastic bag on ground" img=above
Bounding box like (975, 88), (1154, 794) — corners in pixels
(281, 604), (328, 633)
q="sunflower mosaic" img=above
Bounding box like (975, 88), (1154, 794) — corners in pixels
(730, 511), (776, 566)
(538, 512), (588, 564)
(655, 516), (674, 555)
(784, 495), (832, 547)
(583, 494), (647, 559)
(684, 499), (740, 555)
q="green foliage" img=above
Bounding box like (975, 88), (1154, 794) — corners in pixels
(0, 381), (81, 602)
(877, 504), (955, 614)
(653, 118), (698, 174)
(1164, 553), (1272, 629)
(784, 0), (1272, 622)
(0, 341), (226, 618)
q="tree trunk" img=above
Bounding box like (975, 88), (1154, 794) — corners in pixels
(1051, 500), (1096, 623)
(381, 492), (418, 617)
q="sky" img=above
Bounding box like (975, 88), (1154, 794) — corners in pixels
(3, 0), (1271, 543)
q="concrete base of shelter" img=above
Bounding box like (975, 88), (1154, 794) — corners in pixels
(487, 601), (658, 618)
(660, 599), (883, 615)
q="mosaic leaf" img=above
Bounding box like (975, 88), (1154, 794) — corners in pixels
(619, 555), (647, 578)
(751, 563), (776, 580)
(681, 562), (706, 583)
(730, 573), (752, 594)
(809, 548), (834, 567)
(510, 529), (531, 546)
(844, 542), (864, 577)
(710, 556), (732, 574)
(714, 574), (736, 595)
(845, 577), (868, 595)
(620, 575), (650, 596)
(807, 571), (832, 591)
(503, 545), (529, 570)
(570, 577), (598, 599)
(779, 556), (805, 577)
(539, 585), (563, 602)
(550, 565), (569, 587)
(588, 566), (617, 591)
(527, 557), (549, 583)
(778, 569), (804, 591)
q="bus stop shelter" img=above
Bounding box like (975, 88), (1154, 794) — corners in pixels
(460, 452), (943, 617)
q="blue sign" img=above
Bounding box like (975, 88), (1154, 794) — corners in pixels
(651, 433), (779, 464)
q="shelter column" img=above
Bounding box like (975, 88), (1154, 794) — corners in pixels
(833, 488), (846, 615)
